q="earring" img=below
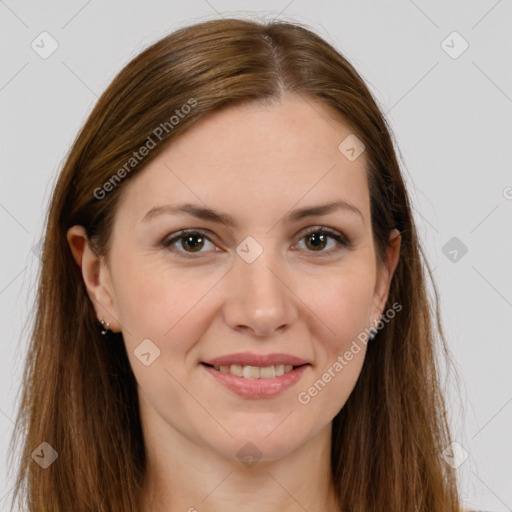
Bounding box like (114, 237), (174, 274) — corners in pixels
(369, 318), (380, 340)
(100, 318), (110, 335)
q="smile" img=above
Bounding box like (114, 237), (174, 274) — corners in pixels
(208, 363), (296, 378)
(200, 362), (310, 399)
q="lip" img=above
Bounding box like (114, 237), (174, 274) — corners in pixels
(202, 352), (310, 367)
(201, 363), (310, 399)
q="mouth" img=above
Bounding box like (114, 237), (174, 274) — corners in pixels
(200, 359), (311, 399)
(200, 362), (308, 379)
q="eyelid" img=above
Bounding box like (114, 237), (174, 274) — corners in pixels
(293, 226), (352, 255)
(161, 225), (352, 258)
(161, 229), (218, 258)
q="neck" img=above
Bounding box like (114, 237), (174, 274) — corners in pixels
(139, 415), (340, 512)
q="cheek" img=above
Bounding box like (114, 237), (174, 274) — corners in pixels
(287, 265), (374, 412)
(297, 275), (372, 416)
(112, 256), (220, 353)
(113, 249), (376, 362)
(310, 350), (366, 421)
(300, 264), (376, 343)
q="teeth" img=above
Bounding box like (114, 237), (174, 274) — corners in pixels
(230, 364), (243, 377)
(259, 365), (275, 378)
(213, 364), (296, 378)
(243, 366), (260, 379)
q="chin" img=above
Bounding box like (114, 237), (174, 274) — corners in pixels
(203, 421), (313, 464)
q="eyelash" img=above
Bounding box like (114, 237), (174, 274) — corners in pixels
(161, 226), (352, 259)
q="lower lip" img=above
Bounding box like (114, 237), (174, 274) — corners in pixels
(201, 364), (309, 399)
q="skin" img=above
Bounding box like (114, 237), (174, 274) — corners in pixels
(68, 93), (400, 512)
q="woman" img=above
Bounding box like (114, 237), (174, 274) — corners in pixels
(9, 17), (467, 511)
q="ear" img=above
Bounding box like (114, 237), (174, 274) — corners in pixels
(371, 228), (401, 322)
(66, 225), (121, 332)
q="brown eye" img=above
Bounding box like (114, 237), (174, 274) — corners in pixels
(162, 230), (216, 257)
(180, 233), (205, 252)
(304, 232), (328, 251)
(162, 226), (351, 259)
(297, 227), (351, 254)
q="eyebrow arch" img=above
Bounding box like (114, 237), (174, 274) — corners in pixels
(142, 199), (364, 227)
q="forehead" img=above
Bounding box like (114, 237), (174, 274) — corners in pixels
(116, 93), (370, 228)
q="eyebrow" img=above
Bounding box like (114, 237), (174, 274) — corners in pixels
(141, 199), (364, 227)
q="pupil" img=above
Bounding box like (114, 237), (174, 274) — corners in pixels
(307, 233), (326, 251)
(184, 234), (203, 252)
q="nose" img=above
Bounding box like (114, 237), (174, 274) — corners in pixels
(222, 247), (297, 338)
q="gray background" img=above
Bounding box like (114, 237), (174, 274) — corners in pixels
(1, 1), (511, 510)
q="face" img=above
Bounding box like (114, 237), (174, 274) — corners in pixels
(71, 93), (400, 463)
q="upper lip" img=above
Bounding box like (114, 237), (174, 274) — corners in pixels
(202, 352), (310, 367)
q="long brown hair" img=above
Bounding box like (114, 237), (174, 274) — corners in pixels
(9, 17), (464, 511)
